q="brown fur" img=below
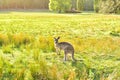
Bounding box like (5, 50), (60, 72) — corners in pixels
(54, 37), (75, 61)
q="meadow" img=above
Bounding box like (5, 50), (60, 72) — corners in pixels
(0, 12), (120, 80)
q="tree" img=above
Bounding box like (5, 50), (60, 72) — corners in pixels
(76, 0), (84, 11)
(71, 0), (77, 10)
(49, 0), (72, 13)
(94, 0), (99, 12)
(94, 0), (120, 14)
(100, 0), (120, 13)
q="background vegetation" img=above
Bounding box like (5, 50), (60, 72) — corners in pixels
(0, 12), (120, 80)
(0, 0), (119, 13)
(49, 0), (120, 13)
(49, 0), (72, 13)
(76, 0), (84, 11)
(94, 0), (120, 14)
(0, 0), (49, 9)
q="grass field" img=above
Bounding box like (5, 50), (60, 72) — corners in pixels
(0, 12), (120, 80)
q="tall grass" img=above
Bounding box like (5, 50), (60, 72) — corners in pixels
(0, 12), (120, 80)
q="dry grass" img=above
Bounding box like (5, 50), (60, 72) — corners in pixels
(0, 12), (120, 80)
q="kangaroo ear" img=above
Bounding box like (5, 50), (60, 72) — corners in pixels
(57, 36), (60, 39)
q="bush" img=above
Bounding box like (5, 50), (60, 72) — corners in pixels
(49, 0), (72, 13)
(94, 0), (120, 14)
(100, 0), (120, 13)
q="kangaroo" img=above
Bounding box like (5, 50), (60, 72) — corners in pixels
(54, 37), (76, 61)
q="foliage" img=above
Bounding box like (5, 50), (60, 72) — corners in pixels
(94, 0), (100, 12)
(99, 0), (120, 13)
(0, 12), (120, 79)
(94, 0), (120, 13)
(0, 0), (49, 9)
(49, 0), (72, 13)
(76, 0), (84, 11)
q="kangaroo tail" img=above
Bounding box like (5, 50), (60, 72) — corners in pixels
(72, 52), (77, 61)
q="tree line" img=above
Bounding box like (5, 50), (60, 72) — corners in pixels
(49, 0), (120, 14)
(0, 0), (49, 9)
(0, 0), (119, 14)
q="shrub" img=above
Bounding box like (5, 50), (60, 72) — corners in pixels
(94, 0), (120, 13)
(99, 0), (120, 13)
(49, 0), (72, 13)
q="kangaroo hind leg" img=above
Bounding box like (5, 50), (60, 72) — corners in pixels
(64, 51), (67, 61)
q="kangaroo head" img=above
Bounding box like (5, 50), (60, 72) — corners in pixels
(54, 37), (60, 44)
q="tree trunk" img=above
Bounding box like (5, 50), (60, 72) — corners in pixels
(71, 0), (76, 10)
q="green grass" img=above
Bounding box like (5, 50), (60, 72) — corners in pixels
(0, 12), (120, 80)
